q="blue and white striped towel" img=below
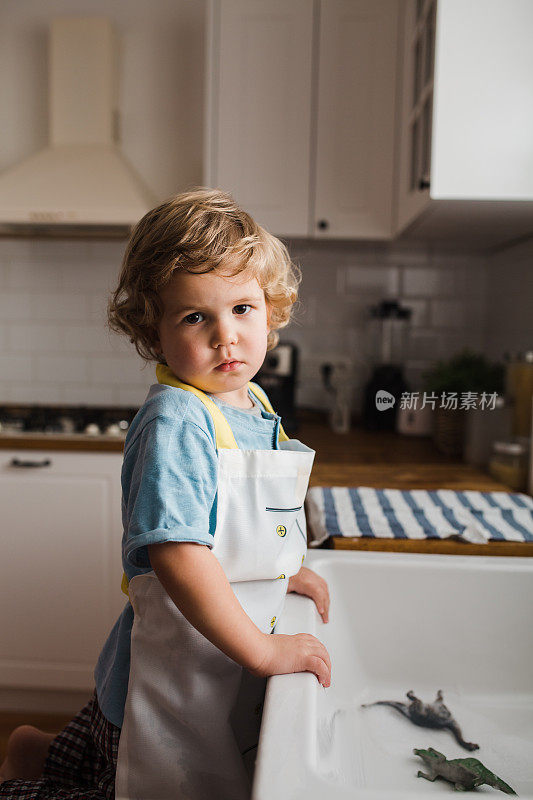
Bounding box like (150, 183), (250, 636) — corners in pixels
(305, 487), (533, 547)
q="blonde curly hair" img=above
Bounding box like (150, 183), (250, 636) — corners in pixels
(108, 188), (300, 361)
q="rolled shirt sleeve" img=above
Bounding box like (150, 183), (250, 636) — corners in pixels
(122, 414), (218, 570)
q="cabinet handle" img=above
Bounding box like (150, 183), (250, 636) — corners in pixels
(317, 219), (329, 230)
(9, 458), (52, 468)
(418, 178), (430, 190)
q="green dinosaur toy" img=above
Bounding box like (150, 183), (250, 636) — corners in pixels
(414, 747), (517, 794)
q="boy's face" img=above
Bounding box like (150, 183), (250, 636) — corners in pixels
(156, 268), (270, 407)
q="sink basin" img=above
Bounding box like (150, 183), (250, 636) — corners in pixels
(252, 550), (533, 799)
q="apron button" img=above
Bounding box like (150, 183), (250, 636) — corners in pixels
(276, 525), (287, 537)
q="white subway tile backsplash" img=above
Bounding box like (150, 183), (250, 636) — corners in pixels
(344, 265), (400, 296)
(87, 355), (150, 385)
(34, 355), (88, 384)
(6, 382), (63, 404)
(116, 384), (152, 407)
(0, 293), (32, 320)
(383, 244), (431, 266)
(30, 293), (89, 322)
(8, 323), (63, 352)
(0, 354), (33, 381)
(61, 260), (117, 292)
(402, 267), (456, 297)
(62, 383), (118, 406)
(87, 294), (109, 325)
(295, 377), (330, 410)
(7, 260), (66, 291)
(404, 362), (435, 390)
(429, 250), (485, 270)
(430, 299), (466, 328)
(407, 330), (442, 361)
(436, 330), (473, 357)
(1, 235), (517, 411)
(402, 298), (429, 327)
(61, 325), (118, 354)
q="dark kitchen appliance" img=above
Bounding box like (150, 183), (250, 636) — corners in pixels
(0, 404), (137, 437)
(255, 343), (299, 434)
(362, 300), (412, 431)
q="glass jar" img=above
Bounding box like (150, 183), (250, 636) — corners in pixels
(489, 440), (529, 492)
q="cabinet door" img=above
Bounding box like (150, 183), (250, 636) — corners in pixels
(205, 0), (314, 236)
(431, 0), (533, 200)
(313, 0), (399, 239)
(395, 0), (434, 233)
(0, 450), (124, 690)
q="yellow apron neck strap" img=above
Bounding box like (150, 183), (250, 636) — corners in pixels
(156, 364), (238, 449)
(248, 383), (289, 441)
(156, 365), (290, 446)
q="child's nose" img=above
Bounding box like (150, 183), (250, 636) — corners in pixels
(211, 317), (237, 348)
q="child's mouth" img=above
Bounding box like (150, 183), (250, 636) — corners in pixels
(215, 360), (242, 372)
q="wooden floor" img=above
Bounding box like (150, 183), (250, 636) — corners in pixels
(0, 712), (71, 762)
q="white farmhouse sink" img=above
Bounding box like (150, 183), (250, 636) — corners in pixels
(253, 551), (533, 799)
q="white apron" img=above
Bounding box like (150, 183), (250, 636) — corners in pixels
(115, 369), (315, 800)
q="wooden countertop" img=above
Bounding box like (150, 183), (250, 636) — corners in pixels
(0, 432), (124, 452)
(299, 414), (505, 489)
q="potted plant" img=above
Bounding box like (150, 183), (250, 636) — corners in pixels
(422, 349), (504, 456)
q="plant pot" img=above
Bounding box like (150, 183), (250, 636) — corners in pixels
(433, 408), (467, 457)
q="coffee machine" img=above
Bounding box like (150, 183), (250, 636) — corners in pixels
(256, 343), (299, 434)
(362, 300), (411, 431)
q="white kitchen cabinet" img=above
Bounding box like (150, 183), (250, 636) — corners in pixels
(205, 0), (314, 237)
(395, 0), (533, 246)
(314, 0), (398, 238)
(205, 0), (399, 239)
(0, 449), (125, 691)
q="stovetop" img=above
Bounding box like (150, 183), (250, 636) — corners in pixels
(0, 404), (138, 438)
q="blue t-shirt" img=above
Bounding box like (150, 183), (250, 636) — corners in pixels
(94, 381), (283, 728)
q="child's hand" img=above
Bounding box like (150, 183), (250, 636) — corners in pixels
(287, 567), (330, 623)
(250, 632), (331, 688)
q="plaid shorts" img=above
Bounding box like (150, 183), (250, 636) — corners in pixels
(0, 691), (120, 800)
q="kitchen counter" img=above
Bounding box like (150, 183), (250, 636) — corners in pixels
(0, 410), (511, 485)
(2, 410), (529, 555)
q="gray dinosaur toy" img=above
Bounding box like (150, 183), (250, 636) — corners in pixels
(361, 690), (479, 751)
(414, 747), (517, 794)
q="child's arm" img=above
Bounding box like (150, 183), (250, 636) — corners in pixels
(148, 541), (331, 687)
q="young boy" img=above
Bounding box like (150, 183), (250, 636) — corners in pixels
(0, 189), (331, 800)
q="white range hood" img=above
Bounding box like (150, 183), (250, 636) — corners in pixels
(0, 17), (156, 237)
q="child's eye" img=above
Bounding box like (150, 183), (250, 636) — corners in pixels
(183, 312), (204, 325)
(233, 304), (251, 315)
